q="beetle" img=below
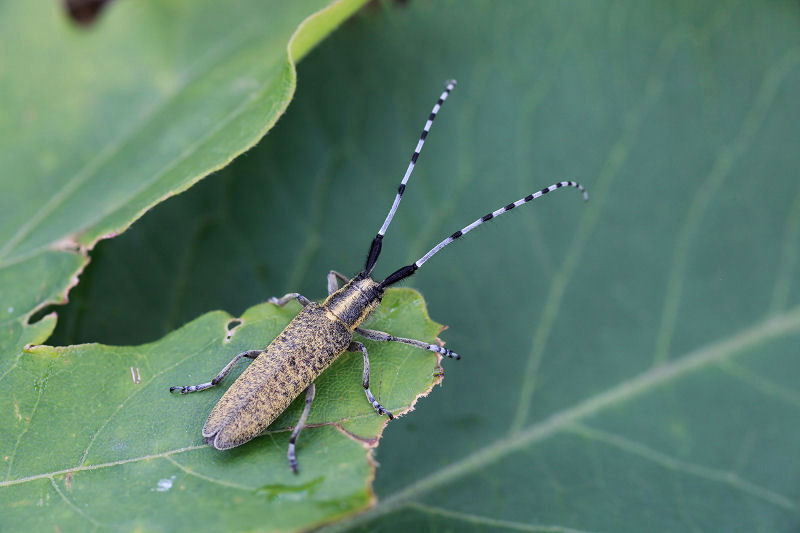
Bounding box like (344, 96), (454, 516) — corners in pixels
(170, 80), (587, 473)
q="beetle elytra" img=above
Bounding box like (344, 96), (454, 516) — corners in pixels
(170, 80), (587, 473)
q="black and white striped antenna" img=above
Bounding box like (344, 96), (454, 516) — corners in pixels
(379, 181), (588, 288)
(363, 80), (457, 275)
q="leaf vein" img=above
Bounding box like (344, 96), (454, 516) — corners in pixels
(0, 445), (206, 488)
(1, 402), (408, 488)
(49, 477), (103, 528)
(768, 187), (800, 315)
(509, 24), (688, 435)
(566, 423), (796, 510)
(78, 336), (220, 465)
(329, 306), (800, 530)
(4, 351), (54, 481)
(164, 456), (254, 491)
(407, 502), (598, 533)
(653, 47), (800, 364)
(718, 361), (800, 409)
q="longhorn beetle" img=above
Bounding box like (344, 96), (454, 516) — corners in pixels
(170, 80), (588, 473)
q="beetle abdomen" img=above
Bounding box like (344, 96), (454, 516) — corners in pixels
(203, 303), (352, 449)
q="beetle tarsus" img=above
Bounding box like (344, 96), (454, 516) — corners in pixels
(355, 327), (462, 361)
(286, 384), (315, 476)
(170, 349), (262, 397)
(441, 347), (460, 359)
(288, 449), (299, 474)
(350, 341), (395, 420)
(170, 384), (208, 394)
(373, 402), (394, 419)
(269, 293), (311, 307)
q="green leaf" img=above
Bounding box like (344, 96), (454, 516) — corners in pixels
(0, 289), (443, 531)
(45, 0), (800, 530)
(0, 0), (368, 374)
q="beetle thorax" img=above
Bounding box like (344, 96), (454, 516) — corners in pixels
(322, 275), (382, 330)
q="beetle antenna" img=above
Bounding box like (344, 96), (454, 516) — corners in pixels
(364, 79), (457, 275)
(380, 181), (588, 288)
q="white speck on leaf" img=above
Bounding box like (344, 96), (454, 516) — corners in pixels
(153, 476), (176, 492)
(7, 307), (13, 313)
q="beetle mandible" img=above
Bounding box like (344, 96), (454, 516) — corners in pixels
(170, 80), (588, 473)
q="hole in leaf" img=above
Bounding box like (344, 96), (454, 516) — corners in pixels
(224, 319), (243, 343)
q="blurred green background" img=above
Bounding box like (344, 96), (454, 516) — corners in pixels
(36, 0), (800, 530)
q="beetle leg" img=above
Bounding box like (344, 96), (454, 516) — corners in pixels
(268, 293), (311, 307)
(288, 383), (316, 474)
(355, 327), (460, 359)
(169, 350), (262, 394)
(327, 270), (349, 294)
(348, 341), (393, 419)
